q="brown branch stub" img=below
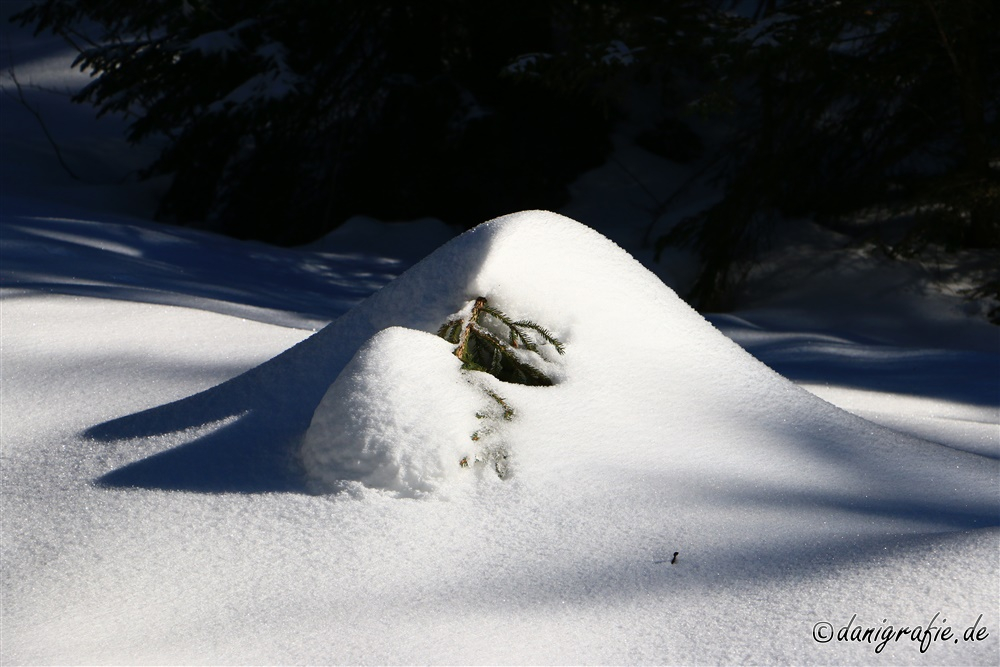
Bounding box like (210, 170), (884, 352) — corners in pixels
(453, 296), (487, 363)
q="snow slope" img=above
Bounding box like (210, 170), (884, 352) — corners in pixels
(3, 209), (998, 664)
(2, 15), (999, 662)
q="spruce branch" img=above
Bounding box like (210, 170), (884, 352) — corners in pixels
(478, 304), (566, 356)
(453, 296), (488, 363)
(485, 389), (515, 421)
(440, 296), (565, 479)
(512, 320), (566, 355)
(436, 318), (463, 344)
(465, 325), (552, 386)
(480, 304), (534, 350)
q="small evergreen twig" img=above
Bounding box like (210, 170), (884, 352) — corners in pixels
(439, 296), (566, 479)
(512, 319), (566, 355)
(465, 325), (552, 385)
(436, 318), (463, 344)
(484, 389), (514, 421)
(443, 296), (563, 387)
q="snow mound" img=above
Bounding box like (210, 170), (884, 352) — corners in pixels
(301, 327), (492, 496)
(6, 208), (998, 664)
(300, 211), (995, 512)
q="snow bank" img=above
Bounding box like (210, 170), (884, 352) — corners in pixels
(301, 327), (490, 496)
(4, 8), (996, 658)
(300, 209), (721, 495)
(4, 210), (997, 665)
(299, 211), (998, 532)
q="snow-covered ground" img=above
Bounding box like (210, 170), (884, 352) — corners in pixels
(2, 16), (998, 665)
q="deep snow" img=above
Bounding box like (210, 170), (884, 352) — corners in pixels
(2, 15), (999, 664)
(297, 212), (998, 512)
(3, 211), (998, 665)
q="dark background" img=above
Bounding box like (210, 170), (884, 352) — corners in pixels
(10, 0), (999, 312)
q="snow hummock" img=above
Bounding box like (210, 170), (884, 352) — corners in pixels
(3, 20), (998, 660)
(302, 327), (490, 496)
(298, 212), (997, 535)
(3, 209), (998, 665)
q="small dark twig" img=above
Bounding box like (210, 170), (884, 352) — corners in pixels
(653, 551), (681, 565)
(612, 155), (665, 218)
(4, 66), (83, 181)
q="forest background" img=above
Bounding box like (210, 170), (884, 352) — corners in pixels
(9, 0), (999, 314)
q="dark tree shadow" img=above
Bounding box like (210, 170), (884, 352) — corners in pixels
(1, 212), (404, 328)
(88, 225), (495, 493)
(91, 324), (352, 493)
(709, 314), (1000, 409)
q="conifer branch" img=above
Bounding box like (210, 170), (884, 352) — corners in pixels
(480, 304), (534, 350)
(453, 296), (487, 363)
(442, 296), (563, 386)
(485, 389), (515, 421)
(436, 318), (463, 344)
(439, 296), (565, 480)
(512, 320), (566, 355)
(479, 305), (566, 355)
(466, 325), (552, 386)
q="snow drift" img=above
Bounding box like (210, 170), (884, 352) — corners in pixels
(5, 210), (998, 665)
(301, 327), (493, 496)
(299, 211), (996, 528)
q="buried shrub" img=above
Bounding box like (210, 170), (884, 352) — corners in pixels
(437, 296), (565, 476)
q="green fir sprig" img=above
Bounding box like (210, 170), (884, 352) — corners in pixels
(437, 296), (566, 478)
(437, 296), (565, 387)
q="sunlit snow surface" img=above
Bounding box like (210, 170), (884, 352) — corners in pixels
(3, 209), (997, 665)
(2, 15), (998, 660)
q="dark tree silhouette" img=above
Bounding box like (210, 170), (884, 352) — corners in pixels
(654, 0), (1000, 308)
(13, 0), (998, 315)
(13, 0), (610, 244)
